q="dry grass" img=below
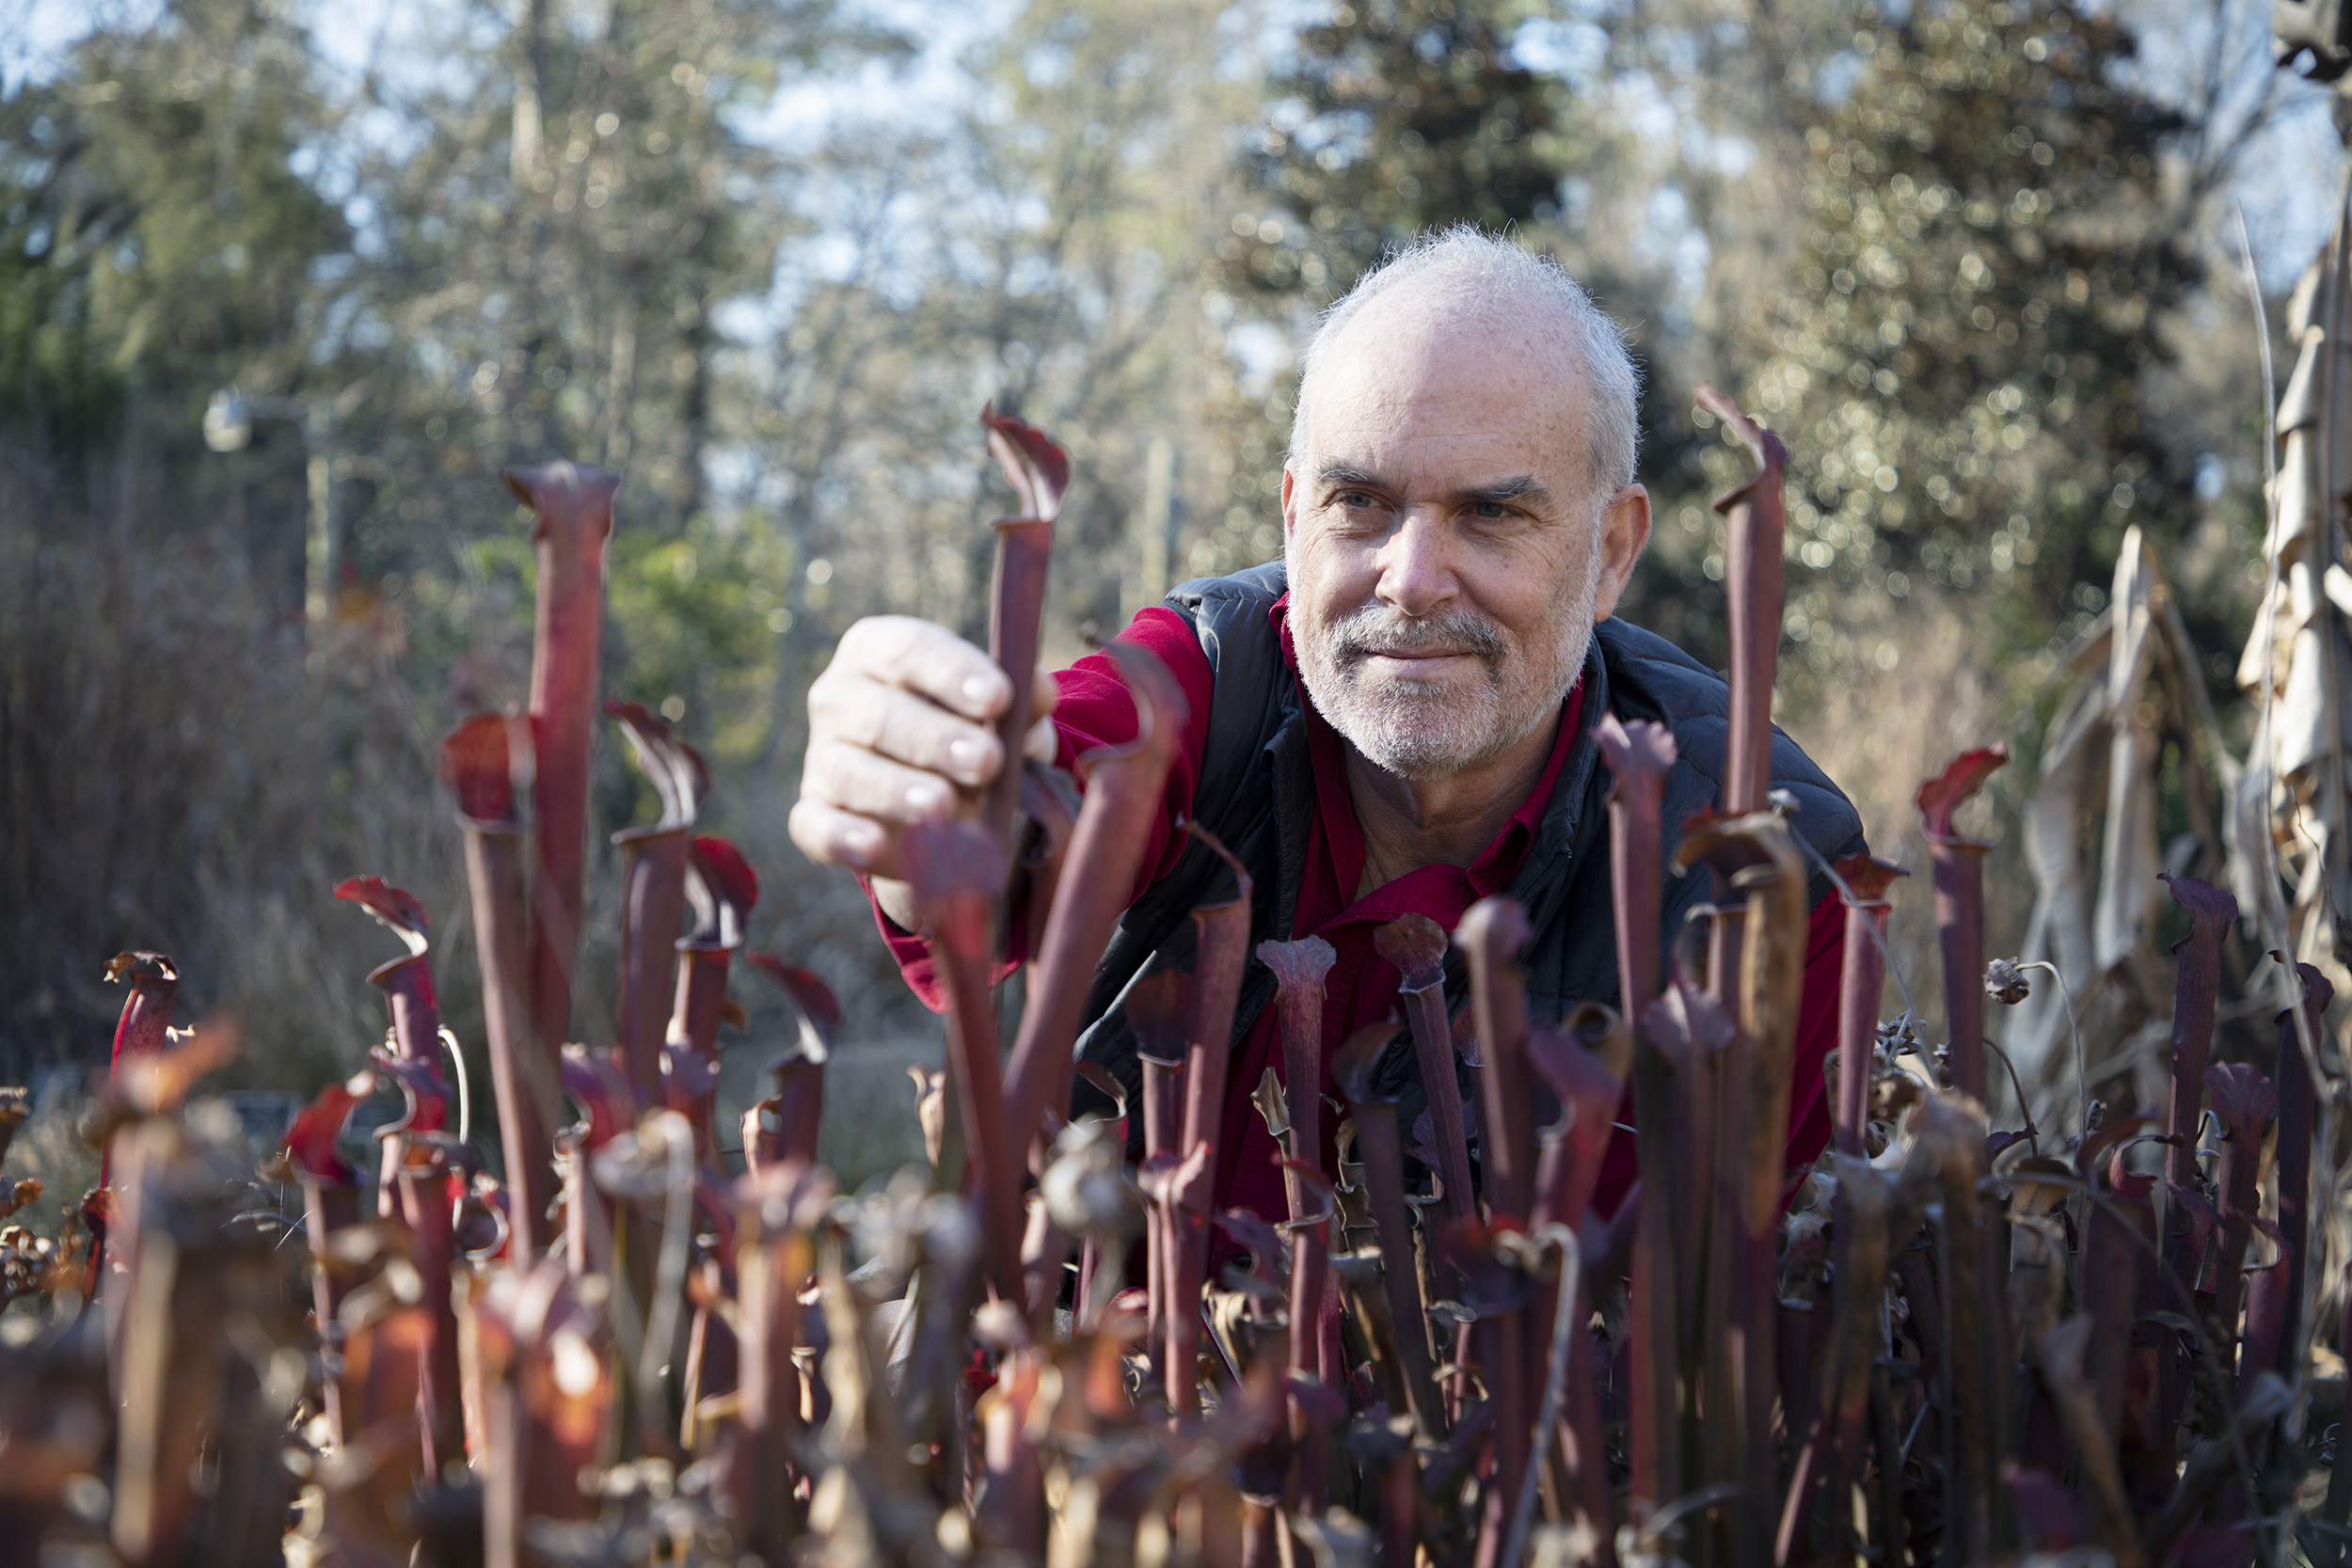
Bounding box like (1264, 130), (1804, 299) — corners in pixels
(1781, 599), (2022, 1050)
(0, 436), (432, 1090)
(0, 431), (942, 1191)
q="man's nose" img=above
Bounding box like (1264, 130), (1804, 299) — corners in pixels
(1373, 510), (1457, 618)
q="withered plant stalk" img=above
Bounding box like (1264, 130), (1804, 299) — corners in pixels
(1917, 744), (2010, 1101)
(511, 462), (618, 1064)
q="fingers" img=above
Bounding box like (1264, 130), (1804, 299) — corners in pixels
(793, 731), (962, 882)
(789, 796), (895, 877)
(838, 615), (1015, 721)
(803, 740), (958, 825)
(813, 641), (1061, 788)
(1024, 669), (1060, 764)
(808, 674), (1004, 787)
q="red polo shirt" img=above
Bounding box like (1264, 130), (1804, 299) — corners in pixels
(877, 599), (1846, 1226)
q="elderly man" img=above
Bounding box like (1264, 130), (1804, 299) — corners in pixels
(790, 229), (1864, 1225)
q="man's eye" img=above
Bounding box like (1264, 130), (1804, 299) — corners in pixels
(1470, 501), (1511, 519)
(1336, 490), (1376, 509)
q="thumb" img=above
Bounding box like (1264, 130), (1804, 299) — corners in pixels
(1024, 713), (1058, 766)
(1023, 666), (1059, 764)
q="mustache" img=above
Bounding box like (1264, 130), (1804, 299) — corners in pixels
(1328, 606), (1506, 671)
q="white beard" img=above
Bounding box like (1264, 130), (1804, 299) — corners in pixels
(1288, 549), (1597, 783)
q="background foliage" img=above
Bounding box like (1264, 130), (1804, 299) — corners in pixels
(0, 0), (2337, 1122)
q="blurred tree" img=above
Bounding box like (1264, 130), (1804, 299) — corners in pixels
(1216, 0), (1581, 297)
(0, 0), (344, 461)
(0, 0), (365, 1069)
(0, 0), (912, 1070)
(360, 0), (858, 517)
(1740, 0), (2206, 686)
(732, 0), (1250, 726)
(331, 0), (909, 770)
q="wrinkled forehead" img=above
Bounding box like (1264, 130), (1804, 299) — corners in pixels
(1300, 286), (1598, 489)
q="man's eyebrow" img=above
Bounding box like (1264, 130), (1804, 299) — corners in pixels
(1458, 474), (1552, 507)
(1312, 465), (1556, 507)
(1316, 461), (1391, 490)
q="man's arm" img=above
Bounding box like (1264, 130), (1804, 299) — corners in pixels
(1032, 609), (1215, 894)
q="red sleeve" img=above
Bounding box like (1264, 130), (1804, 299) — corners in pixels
(1042, 607), (1216, 897)
(872, 606), (1217, 1012)
(1590, 891), (1848, 1217)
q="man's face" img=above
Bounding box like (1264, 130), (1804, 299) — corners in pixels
(1281, 293), (1651, 783)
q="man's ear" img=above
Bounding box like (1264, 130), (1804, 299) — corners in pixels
(1591, 484), (1652, 624)
(1279, 465), (1300, 537)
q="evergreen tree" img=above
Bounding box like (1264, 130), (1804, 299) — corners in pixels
(0, 0), (345, 457)
(1744, 0), (2201, 678)
(1218, 0), (1579, 297)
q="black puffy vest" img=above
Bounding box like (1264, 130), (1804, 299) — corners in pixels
(1066, 562), (1868, 1148)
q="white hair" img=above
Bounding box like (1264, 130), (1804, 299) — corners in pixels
(1287, 227), (1642, 496)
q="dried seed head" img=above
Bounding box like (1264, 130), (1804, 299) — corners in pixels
(1984, 958), (2032, 1006)
(588, 1110), (691, 1200)
(1040, 1117), (1141, 1240)
(844, 1172), (981, 1290)
(1872, 1015), (1918, 1069)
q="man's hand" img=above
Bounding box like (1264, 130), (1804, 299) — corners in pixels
(788, 616), (1057, 927)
